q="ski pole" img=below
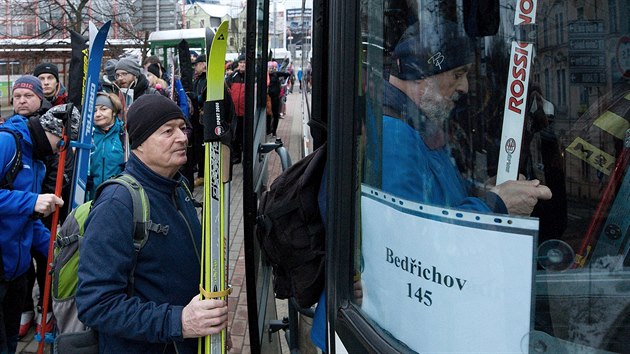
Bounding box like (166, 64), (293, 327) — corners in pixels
(37, 104), (73, 354)
(573, 133), (630, 267)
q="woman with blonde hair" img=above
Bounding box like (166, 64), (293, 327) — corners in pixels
(88, 92), (125, 199)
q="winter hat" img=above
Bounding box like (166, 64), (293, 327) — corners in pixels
(391, 21), (473, 80)
(192, 55), (206, 64)
(147, 63), (162, 78)
(33, 63), (60, 82)
(38, 103), (81, 140)
(127, 94), (184, 149)
(104, 59), (118, 81)
(13, 75), (44, 100)
(115, 58), (142, 77)
(95, 93), (114, 111)
(95, 92), (122, 115)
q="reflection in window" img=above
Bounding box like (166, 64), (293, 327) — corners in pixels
(354, 0), (630, 352)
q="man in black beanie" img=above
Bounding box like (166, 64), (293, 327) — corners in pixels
(76, 94), (230, 353)
(381, 21), (552, 217)
(33, 62), (68, 107)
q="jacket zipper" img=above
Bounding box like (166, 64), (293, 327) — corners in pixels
(173, 190), (200, 265)
(10, 233), (23, 280)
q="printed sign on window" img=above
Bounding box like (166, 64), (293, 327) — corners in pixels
(360, 186), (538, 353)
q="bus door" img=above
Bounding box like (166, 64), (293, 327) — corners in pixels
(242, 0), (285, 352)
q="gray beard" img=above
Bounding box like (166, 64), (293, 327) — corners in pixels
(421, 90), (459, 125)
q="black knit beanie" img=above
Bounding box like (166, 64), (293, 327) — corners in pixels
(127, 94), (184, 149)
(391, 21), (472, 80)
(33, 63), (60, 82)
(147, 63), (162, 79)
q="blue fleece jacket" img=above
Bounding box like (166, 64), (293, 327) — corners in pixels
(88, 119), (125, 200)
(0, 116), (49, 280)
(76, 153), (201, 353)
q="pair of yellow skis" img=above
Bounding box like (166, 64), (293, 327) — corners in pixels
(199, 21), (231, 354)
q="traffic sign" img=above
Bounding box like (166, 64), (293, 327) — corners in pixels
(617, 36), (630, 79)
(569, 53), (606, 68)
(569, 38), (605, 51)
(568, 20), (605, 35)
(570, 71), (607, 85)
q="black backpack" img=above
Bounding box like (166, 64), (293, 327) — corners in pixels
(256, 143), (327, 308)
(0, 128), (23, 190)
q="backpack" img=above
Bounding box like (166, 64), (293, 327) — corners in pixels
(0, 127), (23, 190)
(256, 143), (327, 308)
(51, 174), (172, 335)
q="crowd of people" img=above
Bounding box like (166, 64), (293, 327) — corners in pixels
(0, 41), (308, 353)
(0, 52), (241, 353)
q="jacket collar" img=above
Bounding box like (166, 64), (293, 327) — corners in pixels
(125, 153), (182, 194)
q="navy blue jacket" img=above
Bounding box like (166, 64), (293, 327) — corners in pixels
(76, 153), (201, 353)
(0, 116), (49, 280)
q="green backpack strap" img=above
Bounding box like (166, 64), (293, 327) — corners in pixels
(94, 174), (150, 251)
(93, 174), (150, 295)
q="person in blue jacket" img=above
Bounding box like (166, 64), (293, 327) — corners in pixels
(0, 81), (79, 352)
(87, 92), (125, 200)
(381, 22), (552, 215)
(76, 94), (229, 354)
(310, 21), (554, 352)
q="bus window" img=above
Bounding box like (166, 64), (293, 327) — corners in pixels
(337, 0), (630, 352)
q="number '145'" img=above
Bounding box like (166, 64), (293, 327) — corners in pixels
(407, 283), (433, 306)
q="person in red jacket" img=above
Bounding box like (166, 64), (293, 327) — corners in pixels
(226, 55), (245, 164)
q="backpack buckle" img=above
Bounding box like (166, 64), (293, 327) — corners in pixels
(146, 220), (169, 235)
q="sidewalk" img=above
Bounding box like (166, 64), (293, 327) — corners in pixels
(17, 89), (306, 354)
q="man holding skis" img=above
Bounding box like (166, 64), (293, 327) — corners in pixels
(380, 21), (552, 215)
(0, 87), (79, 352)
(76, 94), (229, 353)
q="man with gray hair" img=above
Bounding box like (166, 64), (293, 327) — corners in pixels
(76, 94), (230, 353)
(381, 21), (552, 216)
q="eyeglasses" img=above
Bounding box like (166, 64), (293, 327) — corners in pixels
(116, 72), (133, 79)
